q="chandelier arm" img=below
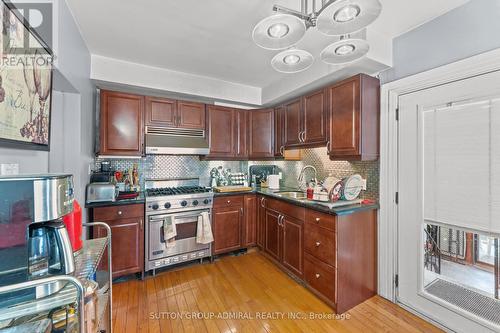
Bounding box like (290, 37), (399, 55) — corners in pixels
(272, 5), (310, 20)
(316, 0), (343, 15)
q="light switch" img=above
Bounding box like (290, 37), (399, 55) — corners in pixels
(1, 163), (19, 175)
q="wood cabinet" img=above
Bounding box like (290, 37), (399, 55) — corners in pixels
(145, 96), (205, 130)
(281, 215), (303, 278)
(207, 105), (235, 158)
(99, 90), (144, 156)
(91, 203), (144, 279)
(302, 89), (328, 146)
(243, 195), (257, 247)
(212, 205), (242, 255)
(234, 109), (248, 158)
(282, 90), (328, 149)
(256, 196), (266, 249)
(248, 108), (274, 159)
(327, 74), (379, 161)
(273, 106), (284, 157)
(283, 99), (302, 147)
(261, 197), (305, 278)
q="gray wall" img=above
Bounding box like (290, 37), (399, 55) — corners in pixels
(0, 0), (93, 219)
(381, 0), (500, 83)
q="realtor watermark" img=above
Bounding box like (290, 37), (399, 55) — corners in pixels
(2, 1), (56, 56)
(149, 311), (351, 321)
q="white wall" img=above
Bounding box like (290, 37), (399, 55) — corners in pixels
(1, 0), (93, 221)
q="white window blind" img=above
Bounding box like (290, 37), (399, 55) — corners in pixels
(423, 98), (500, 235)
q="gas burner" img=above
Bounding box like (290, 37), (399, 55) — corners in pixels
(146, 186), (212, 197)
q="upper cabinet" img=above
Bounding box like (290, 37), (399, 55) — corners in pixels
(283, 90), (328, 149)
(145, 97), (205, 130)
(273, 106), (284, 157)
(327, 74), (379, 161)
(145, 96), (176, 128)
(177, 101), (206, 129)
(248, 108), (274, 159)
(98, 90), (145, 156)
(206, 105), (235, 158)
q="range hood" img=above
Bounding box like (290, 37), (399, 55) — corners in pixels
(145, 127), (209, 155)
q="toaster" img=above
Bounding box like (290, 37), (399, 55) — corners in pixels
(86, 183), (117, 203)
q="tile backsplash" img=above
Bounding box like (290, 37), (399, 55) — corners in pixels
(94, 147), (379, 199)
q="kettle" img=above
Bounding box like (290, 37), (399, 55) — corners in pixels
(27, 221), (75, 297)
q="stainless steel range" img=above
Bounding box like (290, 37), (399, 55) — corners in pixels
(145, 178), (213, 274)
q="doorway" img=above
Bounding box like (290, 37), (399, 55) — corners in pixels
(396, 69), (500, 332)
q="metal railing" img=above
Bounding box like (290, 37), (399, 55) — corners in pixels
(424, 226), (442, 274)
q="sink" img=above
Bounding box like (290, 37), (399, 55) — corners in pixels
(275, 191), (307, 199)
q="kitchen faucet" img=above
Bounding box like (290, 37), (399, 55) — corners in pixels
(297, 165), (318, 189)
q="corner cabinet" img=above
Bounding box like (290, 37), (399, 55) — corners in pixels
(327, 74), (379, 161)
(98, 90), (145, 156)
(248, 108), (274, 159)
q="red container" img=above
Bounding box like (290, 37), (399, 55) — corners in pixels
(62, 200), (83, 253)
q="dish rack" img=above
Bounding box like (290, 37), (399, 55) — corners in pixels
(0, 222), (113, 333)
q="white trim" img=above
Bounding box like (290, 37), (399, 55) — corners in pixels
(379, 47), (500, 302)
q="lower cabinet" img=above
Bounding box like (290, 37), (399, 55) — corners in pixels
(243, 195), (257, 246)
(256, 196), (266, 248)
(213, 205), (242, 255)
(262, 198), (304, 279)
(91, 203), (145, 279)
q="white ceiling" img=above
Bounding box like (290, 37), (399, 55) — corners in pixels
(66, 0), (469, 89)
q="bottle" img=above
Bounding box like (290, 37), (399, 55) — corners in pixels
(306, 182), (314, 200)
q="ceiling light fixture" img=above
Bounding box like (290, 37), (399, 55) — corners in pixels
(320, 36), (369, 64)
(252, 14), (306, 50)
(271, 49), (313, 73)
(252, 0), (382, 72)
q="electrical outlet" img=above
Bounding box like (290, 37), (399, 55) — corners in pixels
(278, 172), (283, 180)
(361, 178), (367, 190)
(0, 163), (19, 175)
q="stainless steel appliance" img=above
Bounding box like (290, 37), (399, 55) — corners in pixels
(145, 178), (213, 274)
(86, 182), (117, 203)
(0, 174), (75, 307)
(145, 127), (209, 155)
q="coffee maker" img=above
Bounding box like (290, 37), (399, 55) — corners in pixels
(0, 174), (75, 307)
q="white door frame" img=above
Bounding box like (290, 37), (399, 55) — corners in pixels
(379, 47), (500, 302)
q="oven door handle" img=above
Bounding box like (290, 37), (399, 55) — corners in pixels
(160, 226), (166, 243)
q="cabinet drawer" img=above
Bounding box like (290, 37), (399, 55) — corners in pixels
(213, 195), (244, 208)
(305, 210), (336, 231)
(265, 197), (305, 221)
(93, 204), (144, 221)
(305, 223), (336, 267)
(304, 253), (336, 302)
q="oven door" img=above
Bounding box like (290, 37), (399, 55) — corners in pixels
(148, 209), (211, 261)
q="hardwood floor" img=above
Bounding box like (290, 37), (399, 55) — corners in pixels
(112, 251), (442, 333)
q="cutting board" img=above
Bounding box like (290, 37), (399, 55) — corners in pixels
(213, 186), (253, 193)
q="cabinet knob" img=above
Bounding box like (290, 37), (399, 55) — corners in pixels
(315, 273), (320, 279)
(117, 211), (122, 215)
(227, 200), (231, 204)
(315, 217), (320, 223)
(315, 241), (321, 247)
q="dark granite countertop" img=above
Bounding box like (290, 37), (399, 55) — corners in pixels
(214, 187), (379, 216)
(85, 192), (145, 208)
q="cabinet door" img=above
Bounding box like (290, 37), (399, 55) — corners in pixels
(248, 108), (274, 159)
(95, 217), (144, 279)
(303, 89), (328, 146)
(283, 99), (302, 147)
(274, 106), (284, 157)
(265, 209), (281, 261)
(282, 215), (303, 278)
(234, 109), (248, 158)
(207, 106), (235, 157)
(145, 96), (177, 128)
(328, 77), (360, 157)
(177, 101), (206, 129)
(100, 91), (144, 156)
(243, 195), (257, 247)
(256, 196), (266, 249)
(213, 206), (242, 254)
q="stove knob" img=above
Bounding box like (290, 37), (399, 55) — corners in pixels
(203, 199), (210, 205)
(192, 200), (199, 206)
(181, 200), (188, 207)
(151, 203), (159, 210)
(164, 202), (171, 209)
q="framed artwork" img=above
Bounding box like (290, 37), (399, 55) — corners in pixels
(0, 1), (53, 151)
